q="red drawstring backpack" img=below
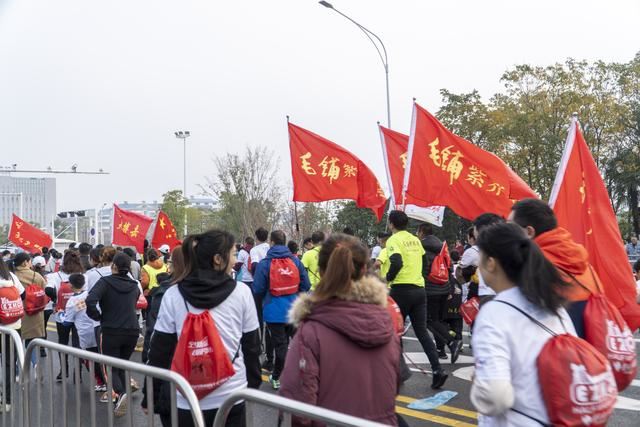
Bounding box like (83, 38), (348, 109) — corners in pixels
(496, 300), (617, 427)
(171, 299), (237, 399)
(427, 243), (451, 285)
(136, 292), (148, 310)
(0, 277), (24, 324)
(460, 297), (480, 325)
(269, 257), (300, 296)
(567, 267), (638, 391)
(55, 273), (74, 313)
(386, 296), (404, 336)
(24, 271), (50, 315)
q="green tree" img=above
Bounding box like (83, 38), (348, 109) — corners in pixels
(160, 190), (188, 238)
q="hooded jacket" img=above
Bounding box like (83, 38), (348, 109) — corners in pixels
(86, 273), (141, 335)
(142, 272), (173, 363)
(252, 245), (311, 323)
(279, 275), (400, 426)
(535, 227), (599, 302)
(421, 235), (451, 296)
(14, 266), (46, 339)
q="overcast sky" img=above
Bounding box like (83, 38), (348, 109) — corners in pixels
(1, 0), (638, 212)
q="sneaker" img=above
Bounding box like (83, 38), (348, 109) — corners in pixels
(437, 349), (448, 360)
(114, 393), (128, 417)
(56, 372), (62, 383)
(0, 404), (10, 413)
(130, 379), (139, 393)
(268, 375), (280, 390)
(448, 340), (464, 364)
(100, 391), (117, 403)
(95, 384), (107, 393)
(261, 360), (274, 373)
(431, 369), (448, 390)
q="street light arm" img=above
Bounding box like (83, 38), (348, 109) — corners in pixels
(329, 7), (388, 70)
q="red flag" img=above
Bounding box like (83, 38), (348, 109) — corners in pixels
(289, 122), (387, 220)
(402, 102), (537, 220)
(8, 214), (52, 253)
(112, 204), (154, 253)
(151, 211), (181, 250)
(549, 118), (640, 330)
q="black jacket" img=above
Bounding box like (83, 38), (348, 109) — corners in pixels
(421, 235), (451, 296)
(86, 273), (141, 336)
(142, 272), (172, 364)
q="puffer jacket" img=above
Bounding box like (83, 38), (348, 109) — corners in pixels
(279, 275), (401, 426)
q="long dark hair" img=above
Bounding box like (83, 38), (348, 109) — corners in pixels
(0, 258), (10, 280)
(177, 230), (236, 282)
(61, 250), (85, 274)
(476, 222), (568, 313)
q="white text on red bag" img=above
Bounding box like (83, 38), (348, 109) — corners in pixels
(25, 285), (49, 315)
(55, 275), (74, 313)
(427, 243), (451, 285)
(269, 257), (300, 296)
(0, 283), (24, 324)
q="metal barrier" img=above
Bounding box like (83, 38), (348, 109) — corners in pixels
(213, 389), (389, 427)
(0, 326), (25, 427)
(21, 338), (205, 427)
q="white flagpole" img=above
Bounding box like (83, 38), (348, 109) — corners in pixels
(549, 113), (579, 207)
(401, 100), (418, 209)
(378, 122), (397, 210)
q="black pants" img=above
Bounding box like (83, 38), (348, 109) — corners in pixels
(161, 402), (245, 427)
(267, 323), (294, 380)
(86, 346), (106, 385)
(390, 285), (441, 371)
(56, 322), (79, 374)
(43, 309), (53, 340)
(1, 330), (20, 404)
(426, 294), (454, 351)
(100, 333), (138, 395)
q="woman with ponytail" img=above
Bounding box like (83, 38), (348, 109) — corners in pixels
(471, 222), (575, 426)
(279, 233), (402, 426)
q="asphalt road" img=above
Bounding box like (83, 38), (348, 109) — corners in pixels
(2, 321), (639, 426)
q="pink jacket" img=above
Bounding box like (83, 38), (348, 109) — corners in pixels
(279, 276), (401, 426)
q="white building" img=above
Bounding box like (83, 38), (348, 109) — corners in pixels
(0, 175), (56, 230)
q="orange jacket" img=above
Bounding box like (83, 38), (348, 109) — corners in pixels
(535, 227), (600, 302)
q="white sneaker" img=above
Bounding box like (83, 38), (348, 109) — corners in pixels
(114, 393), (128, 417)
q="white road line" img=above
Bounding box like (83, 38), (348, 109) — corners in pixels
(404, 352), (474, 365)
(631, 379), (640, 388)
(616, 396), (640, 411)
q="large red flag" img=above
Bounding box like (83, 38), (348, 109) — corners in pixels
(289, 122), (387, 220)
(402, 102), (537, 220)
(112, 204), (154, 253)
(151, 211), (181, 250)
(8, 214), (52, 253)
(379, 125), (445, 226)
(549, 118), (640, 329)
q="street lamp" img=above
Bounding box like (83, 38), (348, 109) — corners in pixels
(319, 1), (391, 127)
(174, 130), (191, 237)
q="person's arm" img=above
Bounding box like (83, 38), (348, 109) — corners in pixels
(386, 254), (403, 283)
(251, 261), (268, 297)
(140, 268), (150, 290)
(63, 297), (78, 327)
(85, 281), (105, 321)
(45, 274), (58, 301)
(241, 329), (261, 388)
(297, 259), (311, 292)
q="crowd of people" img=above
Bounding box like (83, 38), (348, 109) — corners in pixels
(0, 197), (638, 426)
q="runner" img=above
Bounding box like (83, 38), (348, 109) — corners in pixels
(0, 257), (24, 411)
(141, 248), (168, 301)
(234, 237), (254, 286)
(144, 229), (261, 427)
(385, 210), (448, 389)
(471, 222), (575, 425)
(13, 253), (46, 356)
(279, 233), (402, 426)
(301, 231), (324, 290)
(252, 230), (311, 390)
(249, 227), (273, 372)
(373, 232), (391, 279)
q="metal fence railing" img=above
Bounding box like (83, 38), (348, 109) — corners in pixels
(21, 338), (205, 427)
(0, 326), (25, 427)
(213, 389), (389, 427)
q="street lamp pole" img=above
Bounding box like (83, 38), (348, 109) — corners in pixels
(174, 131), (191, 237)
(319, 1), (391, 128)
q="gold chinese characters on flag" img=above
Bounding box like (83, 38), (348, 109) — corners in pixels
(289, 122), (387, 220)
(112, 204), (154, 252)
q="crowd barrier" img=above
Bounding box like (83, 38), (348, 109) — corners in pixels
(0, 326), (25, 427)
(213, 389), (389, 427)
(21, 338), (205, 427)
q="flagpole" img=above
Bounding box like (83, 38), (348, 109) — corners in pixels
(378, 122), (396, 209)
(400, 99), (418, 209)
(549, 112), (579, 207)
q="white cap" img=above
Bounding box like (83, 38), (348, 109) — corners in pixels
(158, 244), (170, 254)
(32, 256), (46, 267)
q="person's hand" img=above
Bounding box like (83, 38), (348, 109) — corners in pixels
(142, 407), (148, 415)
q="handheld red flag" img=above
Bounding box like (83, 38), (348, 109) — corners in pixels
(402, 102), (537, 220)
(8, 214), (53, 253)
(289, 122), (387, 220)
(151, 211), (181, 250)
(379, 125), (445, 226)
(112, 204), (154, 253)
(549, 117), (640, 330)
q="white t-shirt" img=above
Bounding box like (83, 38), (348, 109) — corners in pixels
(249, 243), (270, 269)
(237, 248), (252, 283)
(64, 291), (97, 349)
(0, 273), (25, 330)
(472, 287), (576, 426)
(460, 246), (496, 297)
(154, 282), (259, 410)
(371, 245), (382, 260)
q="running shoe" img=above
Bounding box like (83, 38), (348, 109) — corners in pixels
(268, 375), (280, 390)
(448, 339), (464, 364)
(261, 359), (274, 373)
(431, 369), (448, 390)
(437, 349), (448, 360)
(100, 391), (117, 403)
(114, 393), (128, 417)
(130, 379), (140, 393)
(94, 384), (107, 393)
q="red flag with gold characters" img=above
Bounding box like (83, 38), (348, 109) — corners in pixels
(151, 211), (181, 250)
(402, 102), (537, 220)
(8, 214), (52, 253)
(112, 204), (154, 253)
(289, 122), (387, 220)
(549, 118), (640, 330)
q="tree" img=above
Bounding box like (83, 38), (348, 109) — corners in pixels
(202, 146), (282, 239)
(161, 190), (188, 238)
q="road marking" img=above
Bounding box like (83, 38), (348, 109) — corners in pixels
(404, 352), (474, 365)
(616, 396), (640, 411)
(631, 379), (640, 388)
(395, 406), (476, 426)
(396, 395), (477, 419)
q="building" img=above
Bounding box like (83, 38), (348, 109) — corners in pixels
(0, 175), (56, 231)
